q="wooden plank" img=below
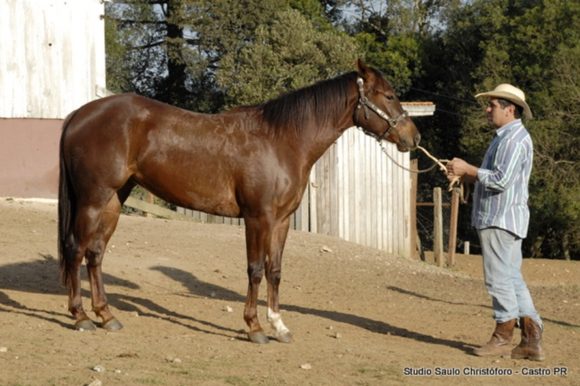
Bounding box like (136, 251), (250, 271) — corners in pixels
(124, 197), (190, 220)
(300, 181), (310, 231)
(410, 159), (419, 260)
(365, 136), (373, 247)
(402, 152), (411, 258)
(447, 187), (461, 267)
(397, 147), (403, 253)
(329, 142), (339, 236)
(417, 202), (451, 208)
(376, 140), (384, 250)
(318, 149), (330, 235)
(347, 131), (355, 242)
(309, 167), (318, 234)
(433, 187), (444, 266)
(336, 134), (344, 238)
(386, 143), (394, 254)
(354, 131), (361, 243)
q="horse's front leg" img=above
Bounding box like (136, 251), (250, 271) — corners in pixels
(243, 216), (271, 344)
(266, 218), (292, 343)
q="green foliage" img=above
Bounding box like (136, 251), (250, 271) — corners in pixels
(217, 8), (358, 106)
(104, 15), (130, 93)
(354, 32), (420, 94)
(105, 0), (357, 110)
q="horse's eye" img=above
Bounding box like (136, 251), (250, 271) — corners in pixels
(384, 93), (395, 101)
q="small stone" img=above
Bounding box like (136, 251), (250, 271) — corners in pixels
(0, 347), (8, 353)
(224, 306), (234, 313)
(334, 332), (342, 339)
(300, 363), (312, 370)
(92, 365), (105, 373)
(320, 245), (333, 253)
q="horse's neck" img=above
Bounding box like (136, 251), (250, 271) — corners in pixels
(299, 106), (356, 168)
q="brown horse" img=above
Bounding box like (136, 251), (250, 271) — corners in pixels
(58, 60), (420, 344)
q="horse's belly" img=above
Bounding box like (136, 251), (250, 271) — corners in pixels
(179, 190), (241, 218)
(136, 164), (241, 218)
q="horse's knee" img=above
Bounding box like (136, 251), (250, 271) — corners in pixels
(247, 261), (264, 284)
(266, 267), (282, 286)
(85, 240), (106, 266)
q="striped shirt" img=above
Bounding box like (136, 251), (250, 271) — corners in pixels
(472, 119), (533, 238)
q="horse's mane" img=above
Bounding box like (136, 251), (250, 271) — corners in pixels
(260, 71), (357, 136)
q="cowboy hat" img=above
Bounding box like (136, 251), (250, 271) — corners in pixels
(475, 83), (533, 120)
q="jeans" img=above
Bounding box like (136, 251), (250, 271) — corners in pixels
(478, 227), (542, 327)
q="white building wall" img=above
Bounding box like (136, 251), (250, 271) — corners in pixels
(0, 0), (106, 119)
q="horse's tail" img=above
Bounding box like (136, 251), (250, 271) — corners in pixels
(58, 111), (78, 287)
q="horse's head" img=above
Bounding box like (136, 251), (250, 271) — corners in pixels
(353, 60), (421, 152)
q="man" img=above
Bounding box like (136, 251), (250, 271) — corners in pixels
(446, 84), (544, 361)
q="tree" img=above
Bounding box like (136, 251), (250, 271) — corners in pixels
(216, 8), (359, 107)
(105, 0), (358, 111)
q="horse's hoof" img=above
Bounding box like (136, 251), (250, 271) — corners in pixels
(276, 331), (293, 343)
(75, 319), (97, 331)
(102, 318), (124, 331)
(248, 331), (270, 344)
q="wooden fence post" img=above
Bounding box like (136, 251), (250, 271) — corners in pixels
(433, 187), (444, 266)
(447, 187), (460, 267)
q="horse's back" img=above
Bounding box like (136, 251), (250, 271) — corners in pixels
(61, 94), (247, 216)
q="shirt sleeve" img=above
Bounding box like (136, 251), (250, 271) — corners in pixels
(477, 139), (525, 192)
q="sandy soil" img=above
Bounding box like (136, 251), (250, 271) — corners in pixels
(0, 198), (578, 386)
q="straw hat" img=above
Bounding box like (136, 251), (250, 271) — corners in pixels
(475, 83), (533, 119)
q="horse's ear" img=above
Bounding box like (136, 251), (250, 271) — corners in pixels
(356, 58), (374, 83)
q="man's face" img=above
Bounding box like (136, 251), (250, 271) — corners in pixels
(485, 99), (515, 128)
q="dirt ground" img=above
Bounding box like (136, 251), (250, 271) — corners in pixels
(0, 198), (578, 386)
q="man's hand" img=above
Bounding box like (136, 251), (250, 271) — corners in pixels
(446, 158), (478, 183)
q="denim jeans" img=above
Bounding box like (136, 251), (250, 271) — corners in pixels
(478, 227), (542, 327)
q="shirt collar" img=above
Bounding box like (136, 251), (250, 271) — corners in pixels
(495, 119), (522, 137)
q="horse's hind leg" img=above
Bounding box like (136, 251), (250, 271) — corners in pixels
(66, 204), (107, 331)
(85, 193), (124, 331)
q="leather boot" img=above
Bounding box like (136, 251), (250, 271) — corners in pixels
(511, 317), (545, 361)
(473, 319), (516, 357)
